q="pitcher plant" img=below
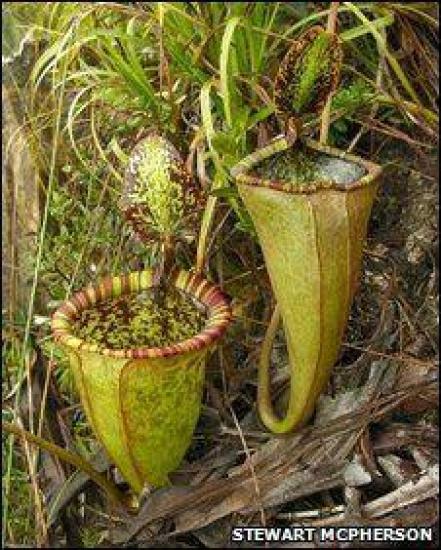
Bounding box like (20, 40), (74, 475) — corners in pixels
(231, 26), (382, 434)
(52, 135), (232, 493)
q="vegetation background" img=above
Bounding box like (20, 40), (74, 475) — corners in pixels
(2, 2), (438, 547)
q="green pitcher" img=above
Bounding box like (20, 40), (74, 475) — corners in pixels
(52, 268), (231, 493)
(232, 137), (381, 433)
(231, 25), (382, 433)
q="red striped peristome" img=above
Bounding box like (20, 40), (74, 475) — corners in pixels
(51, 268), (232, 359)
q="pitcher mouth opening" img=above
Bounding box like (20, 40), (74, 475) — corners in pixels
(52, 268), (232, 359)
(233, 137), (382, 194)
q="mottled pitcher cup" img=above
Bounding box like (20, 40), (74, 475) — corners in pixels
(52, 268), (231, 492)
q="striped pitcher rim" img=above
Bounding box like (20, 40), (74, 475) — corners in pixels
(51, 268), (232, 359)
(231, 137), (382, 194)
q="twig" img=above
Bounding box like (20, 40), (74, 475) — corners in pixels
(307, 465), (439, 526)
(319, 1), (340, 144)
(326, 1), (339, 35)
(196, 194), (217, 274)
(347, 29), (386, 153)
(16, 417), (48, 546)
(218, 344), (266, 527)
(227, 404), (267, 528)
(341, 342), (439, 368)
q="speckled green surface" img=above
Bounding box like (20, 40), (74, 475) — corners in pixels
(120, 351), (206, 488)
(72, 287), (206, 350)
(127, 137), (186, 235)
(274, 26), (342, 133)
(122, 135), (202, 244)
(290, 31), (332, 115)
(67, 346), (209, 493)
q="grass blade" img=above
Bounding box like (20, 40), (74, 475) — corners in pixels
(220, 16), (241, 128)
(343, 2), (421, 104)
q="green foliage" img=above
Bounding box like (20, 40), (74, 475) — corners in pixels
(2, 1), (438, 545)
(329, 78), (377, 144)
(332, 79), (377, 115)
(291, 32), (332, 114)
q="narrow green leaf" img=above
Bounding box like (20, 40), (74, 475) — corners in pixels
(343, 2), (421, 104)
(340, 14), (394, 41)
(200, 78), (217, 148)
(220, 16), (241, 128)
